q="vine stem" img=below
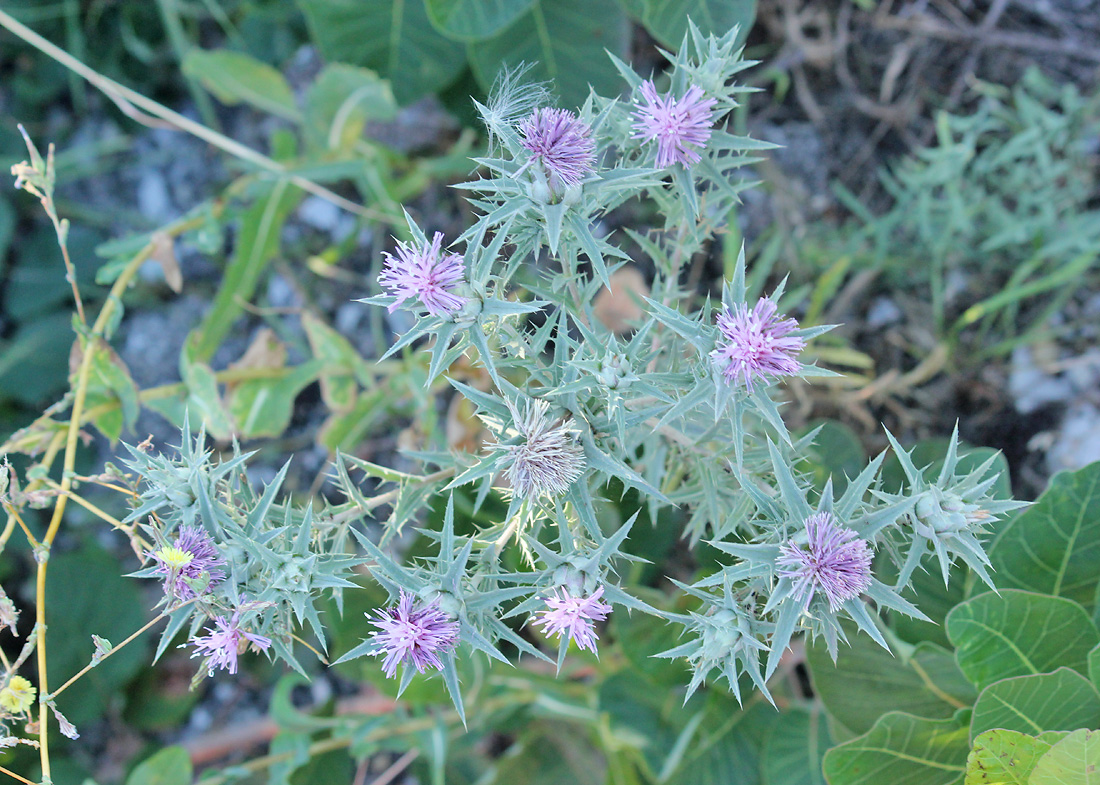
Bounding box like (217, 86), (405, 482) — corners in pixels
(196, 695), (526, 785)
(46, 608), (176, 702)
(0, 765), (36, 785)
(33, 241), (150, 776)
(0, 9), (383, 221)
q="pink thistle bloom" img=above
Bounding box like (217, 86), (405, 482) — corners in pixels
(519, 108), (597, 189)
(631, 80), (718, 168)
(189, 612), (272, 675)
(369, 591), (460, 678)
(777, 512), (874, 611)
(711, 298), (805, 390)
(150, 525), (226, 600)
(534, 586), (612, 654)
(378, 232), (467, 318)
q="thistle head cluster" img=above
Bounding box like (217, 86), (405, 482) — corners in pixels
(110, 22), (1023, 717)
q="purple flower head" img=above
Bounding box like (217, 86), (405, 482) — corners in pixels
(378, 232), (467, 318)
(777, 512), (873, 611)
(711, 298), (805, 390)
(519, 108), (596, 189)
(503, 399), (586, 499)
(631, 81), (718, 168)
(189, 612), (272, 675)
(533, 586), (612, 654)
(369, 591), (460, 679)
(150, 525), (226, 600)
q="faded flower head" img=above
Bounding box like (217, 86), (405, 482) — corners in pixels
(0, 587), (18, 635)
(711, 298), (805, 390)
(0, 676), (35, 715)
(534, 586), (612, 654)
(189, 612), (272, 676)
(631, 80), (718, 168)
(519, 108), (597, 189)
(369, 591), (460, 678)
(379, 232), (467, 318)
(151, 525), (226, 600)
(503, 399), (586, 500)
(777, 512), (873, 611)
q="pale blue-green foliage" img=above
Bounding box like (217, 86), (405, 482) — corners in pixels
(880, 426), (1028, 589)
(122, 420), (362, 677)
(121, 23), (1021, 712)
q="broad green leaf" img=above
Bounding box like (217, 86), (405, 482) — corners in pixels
(796, 419), (865, 496)
(467, 0), (630, 108)
(302, 311), (365, 413)
(0, 193), (13, 264)
(73, 335), (140, 442)
(193, 177), (303, 362)
(611, 604), (690, 686)
(425, 0), (537, 41)
(884, 559), (968, 649)
(1029, 729), (1100, 785)
(600, 669), (698, 778)
(124, 746), (192, 785)
(48, 546), (148, 726)
(633, 0), (756, 49)
(763, 708), (832, 785)
(963, 729), (1050, 785)
(1089, 644), (1100, 691)
(484, 721), (606, 785)
(227, 361), (320, 439)
(807, 634), (975, 735)
(161, 333), (235, 440)
(823, 712), (969, 785)
(947, 590), (1100, 691)
(317, 387), (393, 452)
(989, 462), (1100, 611)
(297, 0), (467, 104)
(182, 49), (300, 121)
(668, 699), (770, 785)
(304, 64), (397, 152)
(0, 312), (72, 406)
(970, 669), (1100, 740)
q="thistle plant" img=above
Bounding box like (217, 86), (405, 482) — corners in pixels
(0, 20), (1029, 776)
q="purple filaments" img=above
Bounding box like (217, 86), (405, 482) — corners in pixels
(369, 591), (460, 678)
(151, 525), (227, 600)
(631, 80), (718, 168)
(519, 108), (597, 189)
(378, 232), (467, 318)
(776, 512), (874, 611)
(189, 613), (272, 675)
(534, 586), (612, 654)
(711, 298), (806, 390)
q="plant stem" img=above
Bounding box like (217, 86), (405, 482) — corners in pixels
(40, 478), (141, 542)
(33, 242), (151, 777)
(0, 8), (385, 221)
(0, 765), (36, 785)
(46, 610), (172, 702)
(196, 695), (526, 785)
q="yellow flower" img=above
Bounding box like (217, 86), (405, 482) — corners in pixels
(0, 676), (36, 714)
(155, 546), (194, 570)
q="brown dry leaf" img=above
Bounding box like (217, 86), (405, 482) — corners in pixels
(593, 266), (649, 334)
(228, 329), (287, 378)
(150, 230), (182, 293)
